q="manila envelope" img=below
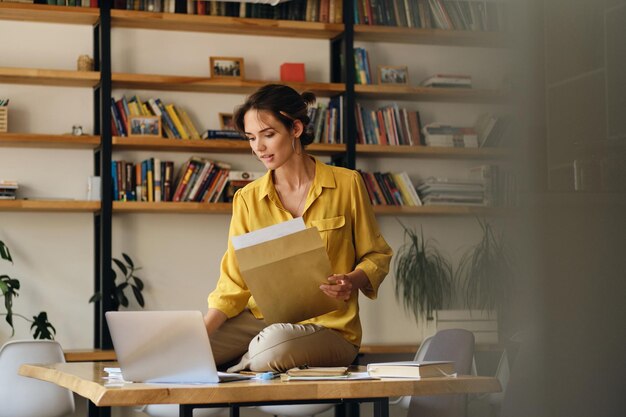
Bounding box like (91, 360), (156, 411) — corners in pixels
(234, 227), (342, 324)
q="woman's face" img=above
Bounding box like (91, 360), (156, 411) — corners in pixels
(244, 109), (300, 170)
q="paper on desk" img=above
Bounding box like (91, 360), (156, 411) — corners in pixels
(281, 372), (378, 381)
(234, 218), (341, 324)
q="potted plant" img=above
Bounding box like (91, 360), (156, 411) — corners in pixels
(0, 239), (56, 340)
(456, 218), (514, 326)
(89, 253), (145, 309)
(393, 222), (454, 321)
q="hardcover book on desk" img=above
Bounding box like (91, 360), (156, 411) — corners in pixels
(366, 361), (455, 378)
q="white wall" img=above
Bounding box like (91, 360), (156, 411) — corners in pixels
(0, 19), (509, 348)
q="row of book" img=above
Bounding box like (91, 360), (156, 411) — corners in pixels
(355, 0), (505, 32)
(110, 95), (201, 140)
(304, 97), (343, 144)
(111, 157), (232, 203)
(0, 180), (18, 200)
(108, 0), (343, 23)
(17, 1), (98, 6)
(358, 171), (422, 206)
(355, 103), (423, 146)
(469, 164), (518, 207)
(354, 47), (373, 85)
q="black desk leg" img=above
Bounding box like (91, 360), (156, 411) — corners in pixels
(88, 402), (110, 417)
(373, 398), (389, 417)
(179, 404), (193, 417)
(230, 405), (240, 417)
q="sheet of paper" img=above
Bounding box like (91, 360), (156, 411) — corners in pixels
(231, 217), (305, 250)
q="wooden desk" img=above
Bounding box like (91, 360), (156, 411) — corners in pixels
(20, 362), (500, 417)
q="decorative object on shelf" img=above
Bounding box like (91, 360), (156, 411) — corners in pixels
(86, 176), (101, 202)
(280, 62), (306, 82)
(76, 54), (94, 71)
(0, 239), (56, 340)
(420, 74), (472, 88)
(127, 115), (161, 137)
(71, 125), (84, 136)
(219, 113), (235, 130)
(210, 56), (244, 79)
(89, 253), (145, 310)
(393, 222), (453, 321)
(378, 65), (409, 85)
(456, 218), (514, 323)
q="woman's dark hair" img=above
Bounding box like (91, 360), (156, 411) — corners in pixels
(234, 84), (317, 147)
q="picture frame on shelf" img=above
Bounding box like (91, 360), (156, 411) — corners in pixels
(128, 116), (161, 137)
(210, 56), (245, 79)
(219, 113), (235, 130)
(378, 65), (409, 85)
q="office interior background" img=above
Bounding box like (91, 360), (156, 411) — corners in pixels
(1, 1), (624, 416)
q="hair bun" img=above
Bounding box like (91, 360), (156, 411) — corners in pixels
(301, 91), (316, 107)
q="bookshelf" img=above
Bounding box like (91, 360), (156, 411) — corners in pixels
(1, 2), (510, 352)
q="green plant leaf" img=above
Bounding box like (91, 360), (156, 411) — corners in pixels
(122, 253), (134, 269)
(132, 276), (144, 290)
(131, 285), (145, 307)
(31, 311), (56, 340)
(112, 258), (127, 276)
(89, 292), (102, 303)
(0, 240), (13, 263)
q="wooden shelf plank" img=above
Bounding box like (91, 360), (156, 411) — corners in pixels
(112, 137), (345, 156)
(356, 144), (507, 159)
(64, 349), (116, 363)
(0, 2), (99, 25)
(0, 133), (100, 149)
(354, 25), (507, 47)
(373, 205), (501, 216)
(111, 9), (344, 39)
(0, 67), (99, 88)
(113, 201), (233, 214)
(354, 84), (505, 102)
(0, 200), (100, 212)
(112, 72), (344, 96)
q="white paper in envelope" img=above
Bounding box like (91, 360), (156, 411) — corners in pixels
(233, 220), (341, 324)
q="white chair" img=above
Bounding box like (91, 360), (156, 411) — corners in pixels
(137, 404), (228, 417)
(390, 335), (434, 411)
(0, 340), (75, 417)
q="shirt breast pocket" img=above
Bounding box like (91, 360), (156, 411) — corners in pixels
(311, 215), (347, 255)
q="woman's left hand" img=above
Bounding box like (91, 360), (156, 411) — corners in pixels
(320, 274), (354, 301)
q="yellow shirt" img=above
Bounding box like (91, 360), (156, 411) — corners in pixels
(208, 157), (392, 345)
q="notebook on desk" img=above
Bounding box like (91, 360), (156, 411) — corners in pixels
(105, 310), (252, 383)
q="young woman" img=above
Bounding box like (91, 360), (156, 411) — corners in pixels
(204, 84), (392, 372)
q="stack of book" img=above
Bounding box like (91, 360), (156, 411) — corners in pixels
(469, 164), (517, 207)
(421, 73), (472, 88)
(359, 171), (422, 206)
(417, 177), (486, 206)
(355, 103), (423, 146)
(111, 95), (201, 140)
(422, 123), (478, 148)
(0, 180), (18, 200)
(111, 157), (232, 203)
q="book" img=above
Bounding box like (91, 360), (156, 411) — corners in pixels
(286, 366), (348, 377)
(202, 129), (245, 140)
(421, 73), (472, 88)
(366, 360), (454, 378)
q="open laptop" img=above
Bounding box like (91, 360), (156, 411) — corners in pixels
(106, 310), (252, 383)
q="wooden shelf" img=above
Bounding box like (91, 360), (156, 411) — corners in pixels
(111, 9), (344, 39)
(112, 136), (345, 155)
(0, 67), (99, 88)
(0, 133), (100, 149)
(354, 25), (507, 47)
(0, 2), (99, 25)
(112, 72), (344, 96)
(356, 144), (507, 159)
(113, 201), (233, 214)
(373, 205), (501, 216)
(355, 84), (505, 103)
(0, 200), (100, 212)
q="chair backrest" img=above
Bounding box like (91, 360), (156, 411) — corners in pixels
(408, 329), (475, 417)
(0, 340), (75, 417)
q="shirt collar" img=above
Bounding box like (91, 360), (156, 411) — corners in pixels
(257, 156), (336, 202)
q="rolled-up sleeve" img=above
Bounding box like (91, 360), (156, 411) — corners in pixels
(207, 190), (252, 318)
(350, 171), (393, 299)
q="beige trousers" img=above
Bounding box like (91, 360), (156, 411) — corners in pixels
(210, 310), (359, 373)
